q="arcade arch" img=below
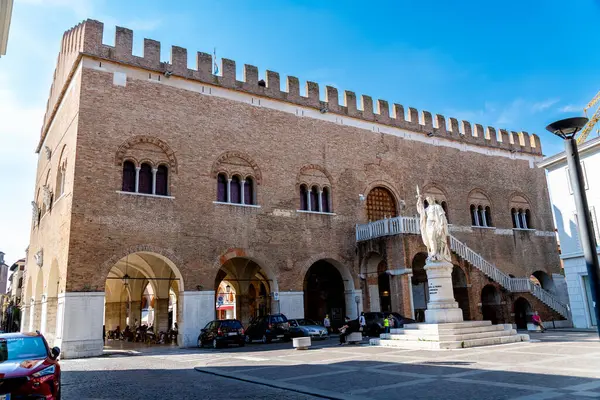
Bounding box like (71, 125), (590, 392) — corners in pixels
(104, 252), (183, 344)
(481, 284), (502, 324)
(411, 252), (428, 322)
(452, 266), (471, 321)
(514, 297), (532, 330)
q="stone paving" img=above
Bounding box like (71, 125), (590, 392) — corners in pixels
(61, 331), (600, 399)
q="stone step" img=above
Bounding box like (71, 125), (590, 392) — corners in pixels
(382, 328), (517, 342)
(391, 323), (509, 336)
(401, 321), (492, 331)
(378, 333), (529, 350)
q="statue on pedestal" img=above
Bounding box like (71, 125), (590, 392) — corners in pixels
(416, 186), (451, 263)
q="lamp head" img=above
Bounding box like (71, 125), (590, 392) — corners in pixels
(546, 117), (589, 139)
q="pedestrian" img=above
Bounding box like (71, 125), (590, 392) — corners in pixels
(388, 314), (395, 330)
(359, 312), (367, 336)
(383, 315), (390, 334)
(338, 316), (351, 345)
(103, 325), (106, 344)
(324, 314), (331, 334)
(532, 311), (546, 332)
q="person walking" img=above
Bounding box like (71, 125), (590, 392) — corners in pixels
(359, 312), (367, 337)
(338, 316), (351, 345)
(388, 314), (395, 330)
(324, 314), (331, 334)
(383, 315), (390, 334)
(532, 311), (546, 332)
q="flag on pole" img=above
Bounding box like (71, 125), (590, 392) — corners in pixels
(213, 47), (219, 75)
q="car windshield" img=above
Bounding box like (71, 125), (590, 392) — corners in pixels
(297, 319), (317, 326)
(221, 321), (242, 329)
(0, 337), (48, 361)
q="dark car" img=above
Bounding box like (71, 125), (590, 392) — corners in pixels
(244, 314), (291, 344)
(198, 319), (245, 349)
(363, 312), (415, 336)
(0, 332), (61, 399)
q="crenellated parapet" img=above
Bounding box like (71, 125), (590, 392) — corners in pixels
(37, 19), (543, 156)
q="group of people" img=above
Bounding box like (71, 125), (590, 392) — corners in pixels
(103, 320), (179, 344)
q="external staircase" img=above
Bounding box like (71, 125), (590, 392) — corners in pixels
(356, 216), (570, 319)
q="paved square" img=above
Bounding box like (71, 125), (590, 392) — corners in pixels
(61, 331), (600, 399)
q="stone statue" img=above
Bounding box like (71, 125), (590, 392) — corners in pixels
(416, 186), (451, 263)
(34, 249), (43, 267)
(42, 185), (53, 211)
(31, 201), (39, 227)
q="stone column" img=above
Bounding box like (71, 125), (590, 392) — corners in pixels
(278, 291), (304, 319)
(156, 298), (169, 332)
(367, 275), (380, 312)
(20, 304), (29, 333)
(388, 269), (414, 318)
(104, 302), (122, 331)
(135, 167), (141, 193)
(40, 295), (48, 334)
(151, 168), (158, 194)
(179, 291), (215, 347)
(130, 300), (141, 327)
(28, 300), (35, 332)
(424, 261), (463, 323)
(227, 179), (232, 203)
(344, 289), (362, 320)
(44, 297), (59, 346)
(54, 292), (105, 358)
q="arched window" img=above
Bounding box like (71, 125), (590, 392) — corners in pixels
(310, 186), (319, 212)
(230, 176), (242, 204)
(510, 196), (533, 230)
(244, 177), (254, 205)
(366, 187), (397, 221)
(138, 163), (153, 194)
(122, 161), (136, 192)
(321, 186), (331, 213)
(468, 190), (492, 227)
(217, 173), (228, 202)
(156, 165), (168, 196)
(299, 185), (308, 211)
(441, 201), (449, 222)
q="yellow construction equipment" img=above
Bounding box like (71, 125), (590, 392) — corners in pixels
(577, 90), (600, 144)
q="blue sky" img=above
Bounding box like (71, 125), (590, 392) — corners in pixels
(0, 0), (599, 265)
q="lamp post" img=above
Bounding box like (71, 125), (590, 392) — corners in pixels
(354, 295), (360, 319)
(547, 117), (600, 337)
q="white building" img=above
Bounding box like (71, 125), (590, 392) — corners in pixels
(540, 136), (600, 329)
(0, 0), (13, 57)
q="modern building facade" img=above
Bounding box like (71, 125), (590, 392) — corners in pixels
(540, 136), (600, 329)
(23, 20), (569, 358)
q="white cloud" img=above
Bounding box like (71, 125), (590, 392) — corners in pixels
(20, 0), (98, 19)
(531, 98), (559, 113)
(559, 104), (582, 113)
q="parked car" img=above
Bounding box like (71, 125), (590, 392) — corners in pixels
(198, 319), (245, 349)
(245, 314), (291, 343)
(0, 332), (61, 399)
(288, 319), (329, 339)
(363, 312), (416, 336)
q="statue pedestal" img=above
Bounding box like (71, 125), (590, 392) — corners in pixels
(424, 260), (463, 324)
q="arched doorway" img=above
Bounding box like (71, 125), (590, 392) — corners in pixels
(215, 257), (275, 327)
(531, 271), (556, 293)
(481, 285), (501, 324)
(378, 261), (392, 313)
(514, 297), (532, 330)
(411, 253), (428, 322)
(304, 260), (347, 330)
(104, 252), (183, 344)
(366, 186), (398, 222)
(452, 266), (470, 321)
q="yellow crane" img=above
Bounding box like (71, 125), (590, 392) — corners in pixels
(577, 90), (600, 144)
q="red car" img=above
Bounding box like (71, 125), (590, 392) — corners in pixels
(0, 332), (61, 400)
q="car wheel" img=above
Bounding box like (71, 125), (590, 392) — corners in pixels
(56, 379), (61, 400)
(245, 335), (251, 344)
(261, 334), (268, 344)
(239, 341), (245, 347)
(212, 339), (220, 349)
(197, 338), (203, 348)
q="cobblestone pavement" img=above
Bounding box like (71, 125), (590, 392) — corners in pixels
(61, 331), (600, 400)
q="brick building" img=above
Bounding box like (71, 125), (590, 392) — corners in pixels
(23, 20), (569, 358)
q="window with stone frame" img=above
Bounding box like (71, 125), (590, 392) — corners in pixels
(468, 190), (493, 227)
(510, 195), (533, 229)
(212, 151), (261, 206)
(55, 145), (68, 199)
(297, 165), (333, 213)
(115, 136), (177, 197)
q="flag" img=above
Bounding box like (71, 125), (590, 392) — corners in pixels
(213, 47), (219, 75)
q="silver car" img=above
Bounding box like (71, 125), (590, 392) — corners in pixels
(289, 318), (329, 339)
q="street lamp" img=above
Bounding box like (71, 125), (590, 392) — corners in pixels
(547, 117), (600, 337)
(354, 295), (360, 318)
(225, 284), (231, 293)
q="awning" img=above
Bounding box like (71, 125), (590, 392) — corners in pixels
(217, 305), (234, 310)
